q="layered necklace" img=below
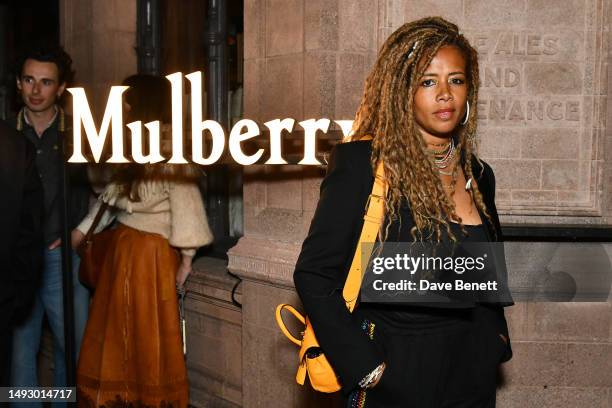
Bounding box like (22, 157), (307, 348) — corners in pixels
(426, 138), (457, 176)
(426, 139), (474, 195)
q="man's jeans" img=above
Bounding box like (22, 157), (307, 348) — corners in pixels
(10, 247), (90, 408)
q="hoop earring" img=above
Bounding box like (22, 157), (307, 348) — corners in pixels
(461, 101), (470, 125)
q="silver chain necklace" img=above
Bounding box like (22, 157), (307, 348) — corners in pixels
(432, 138), (456, 169)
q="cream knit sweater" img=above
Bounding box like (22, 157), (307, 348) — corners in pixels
(77, 180), (213, 256)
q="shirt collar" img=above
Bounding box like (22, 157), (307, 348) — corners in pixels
(17, 105), (63, 133)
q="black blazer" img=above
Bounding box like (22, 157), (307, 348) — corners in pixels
(0, 120), (44, 330)
(294, 140), (513, 393)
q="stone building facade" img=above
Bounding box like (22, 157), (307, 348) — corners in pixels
(59, 0), (612, 407)
(234, 1), (612, 407)
(61, 0), (137, 114)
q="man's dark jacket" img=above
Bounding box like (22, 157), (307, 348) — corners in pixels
(293, 140), (514, 393)
(0, 120), (43, 330)
(9, 110), (90, 245)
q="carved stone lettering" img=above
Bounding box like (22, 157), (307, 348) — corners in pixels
(512, 35), (526, 56)
(484, 66), (502, 88)
(546, 102), (563, 120)
(360, 3), (609, 225)
(527, 101), (544, 120)
(473, 34), (489, 54)
(462, 22), (598, 216)
(481, 64), (522, 90)
(508, 100), (524, 120)
(493, 33), (512, 55)
(477, 100), (488, 121)
(485, 33), (560, 56)
(480, 98), (581, 122)
(565, 101), (580, 121)
(505, 68), (520, 87)
(526, 35), (542, 55)
(489, 99), (507, 120)
(543, 37), (559, 55)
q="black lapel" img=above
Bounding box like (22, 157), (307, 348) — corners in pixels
(469, 157), (499, 242)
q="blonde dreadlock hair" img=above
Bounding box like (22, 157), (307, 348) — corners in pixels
(351, 16), (492, 242)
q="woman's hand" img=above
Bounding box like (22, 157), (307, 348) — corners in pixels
(48, 229), (86, 250)
(176, 255), (194, 290)
(71, 229), (86, 250)
(48, 238), (61, 250)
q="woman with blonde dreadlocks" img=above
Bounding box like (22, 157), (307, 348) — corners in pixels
(294, 17), (514, 407)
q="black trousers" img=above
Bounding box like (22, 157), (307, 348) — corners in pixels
(344, 306), (506, 408)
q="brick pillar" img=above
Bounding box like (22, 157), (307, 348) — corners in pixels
(234, 0), (381, 406)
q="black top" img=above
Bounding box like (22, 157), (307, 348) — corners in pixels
(293, 140), (513, 393)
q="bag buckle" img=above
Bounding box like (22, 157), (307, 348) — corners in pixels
(364, 193), (384, 212)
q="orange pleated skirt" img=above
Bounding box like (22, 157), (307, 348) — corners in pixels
(77, 224), (188, 408)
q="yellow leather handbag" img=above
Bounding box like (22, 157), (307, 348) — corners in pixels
(275, 161), (387, 393)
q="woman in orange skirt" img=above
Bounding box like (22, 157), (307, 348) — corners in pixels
(74, 174), (212, 408)
(73, 75), (213, 408)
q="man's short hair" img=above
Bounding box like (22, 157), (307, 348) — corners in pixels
(15, 43), (74, 84)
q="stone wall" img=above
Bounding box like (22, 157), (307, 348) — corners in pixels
(60, 0), (137, 115)
(246, 0), (611, 225)
(232, 0), (612, 407)
(186, 258), (243, 408)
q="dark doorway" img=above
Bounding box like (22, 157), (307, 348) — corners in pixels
(155, 0), (245, 258)
(0, 0), (60, 119)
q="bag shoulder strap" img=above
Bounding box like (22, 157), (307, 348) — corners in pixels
(342, 148), (387, 312)
(85, 201), (110, 239)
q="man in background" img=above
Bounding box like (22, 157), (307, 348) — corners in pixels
(0, 120), (43, 389)
(9, 44), (91, 398)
